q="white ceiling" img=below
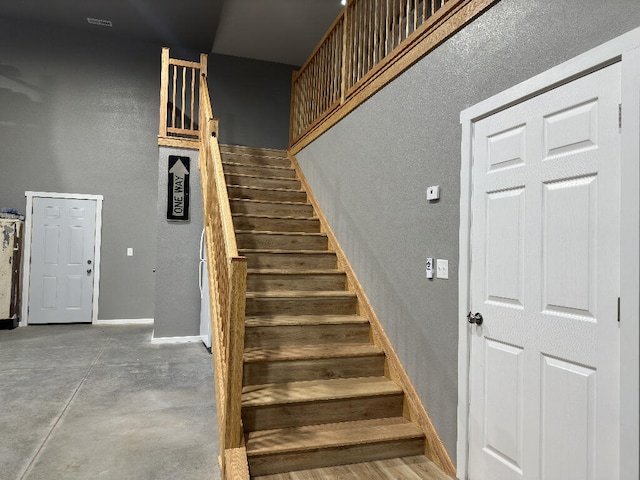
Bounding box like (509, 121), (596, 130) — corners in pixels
(0, 0), (344, 67)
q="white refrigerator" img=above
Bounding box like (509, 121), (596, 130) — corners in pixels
(199, 229), (212, 349)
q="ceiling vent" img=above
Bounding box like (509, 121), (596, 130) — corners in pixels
(87, 18), (113, 27)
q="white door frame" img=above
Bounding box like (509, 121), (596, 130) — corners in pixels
(458, 28), (640, 480)
(21, 191), (103, 326)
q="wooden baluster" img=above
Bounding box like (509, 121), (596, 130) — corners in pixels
(190, 68), (196, 131)
(322, 42), (328, 112)
(378, 0), (384, 62)
(405, 0), (410, 39)
(181, 66), (187, 129)
(391, 0), (397, 50)
(359, 0), (365, 81)
(340, 9), (348, 101)
(385, 0), (390, 56)
(171, 65), (177, 129)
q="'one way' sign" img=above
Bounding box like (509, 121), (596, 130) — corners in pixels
(167, 155), (190, 221)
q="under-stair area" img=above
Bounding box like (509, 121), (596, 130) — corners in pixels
(220, 145), (456, 479)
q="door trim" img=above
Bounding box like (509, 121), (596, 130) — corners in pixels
(21, 191), (103, 326)
(458, 28), (640, 480)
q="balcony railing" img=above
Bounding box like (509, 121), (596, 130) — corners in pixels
(289, 0), (497, 150)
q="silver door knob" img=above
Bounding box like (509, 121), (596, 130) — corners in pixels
(467, 312), (483, 326)
(87, 268), (92, 275)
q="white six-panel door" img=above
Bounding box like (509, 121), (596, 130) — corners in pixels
(28, 197), (97, 324)
(468, 64), (621, 480)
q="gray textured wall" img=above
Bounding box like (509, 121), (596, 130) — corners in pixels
(0, 21), (160, 320)
(154, 147), (202, 338)
(207, 53), (296, 150)
(0, 18), (293, 326)
(296, 0), (640, 460)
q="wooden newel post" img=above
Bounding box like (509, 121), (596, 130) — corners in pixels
(159, 47), (170, 137)
(224, 256), (248, 449)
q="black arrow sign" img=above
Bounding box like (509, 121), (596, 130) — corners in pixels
(167, 155), (190, 221)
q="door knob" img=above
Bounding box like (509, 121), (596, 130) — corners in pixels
(87, 268), (92, 275)
(467, 311), (483, 326)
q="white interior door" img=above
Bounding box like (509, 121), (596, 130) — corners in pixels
(468, 64), (621, 480)
(28, 197), (97, 324)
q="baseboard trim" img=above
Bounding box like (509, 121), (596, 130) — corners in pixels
(95, 318), (154, 325)
(151, 334), (203, 344)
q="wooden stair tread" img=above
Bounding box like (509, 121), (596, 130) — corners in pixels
(231, 214), (318, 221)
(247, 269), (342, 275)
(227, 185), (305, 195)
(252, 455), (456, 480)
(237, 230), (324, 236)
(244, 343), (382, 362)
(245, 314), (369, 327)
(231, 198), (312, 207)
(240, 248), (334, 254)
(245, 291), (355, 298)
(242, 377), (401, 407)
(225, 172), (299, 182)
(219, 145), (288, 158)
(245, 417), (423, 457)
(232, 213), (317, 221)
(223, 160), (294, 172)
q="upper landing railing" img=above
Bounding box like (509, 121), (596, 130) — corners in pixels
(159, 48), (207, 141)
(289, 0), (497, 151)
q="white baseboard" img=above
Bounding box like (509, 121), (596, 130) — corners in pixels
(95, 318), (154, 325)
(151, 334), (203, 344)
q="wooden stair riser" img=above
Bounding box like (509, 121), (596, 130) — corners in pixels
(230, 199), (314, 217)
(233, 215), (320, 233)
(226, 173), (301, 190)
(223, 163), (297, 179)
(243, 355), (385, 385)
(241, 251), (338, 270)
(227, 185), (307, 203)
(237, 232), (327, 251)
(245, 294), (357, 316)
(242, 394), (404, 431)
(220, 153), (292, 168)
(246, 272), (346, 292)
(247, 438), (425, 476)
(244, 323), (371, 348)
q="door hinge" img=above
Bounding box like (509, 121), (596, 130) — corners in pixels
(617, 297), (621, 322)
(619, 104), (622, 129)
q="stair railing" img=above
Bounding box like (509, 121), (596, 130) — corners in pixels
(199, 72), (250, 479)
(159, 48), (250, 479)
(289, 0), (498, 149)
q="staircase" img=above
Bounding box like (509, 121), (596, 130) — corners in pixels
(220, 144), (456, 479)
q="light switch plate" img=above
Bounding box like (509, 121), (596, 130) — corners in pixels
(127, 248), (133, 256)
(436, 259), (448, 279)
(427, 185), (440, 201)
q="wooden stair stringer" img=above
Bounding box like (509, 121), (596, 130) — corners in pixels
(288, 153), (457, 477)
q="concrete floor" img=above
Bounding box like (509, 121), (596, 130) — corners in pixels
(0, 323), (221, 480)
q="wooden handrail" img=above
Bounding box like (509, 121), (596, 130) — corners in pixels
(289, 0), (498, 150)
(160, 49), (249, 479)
